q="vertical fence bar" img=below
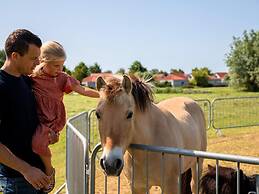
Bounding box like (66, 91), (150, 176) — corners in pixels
(88, 110), (94, 152)
(160, 152), (165, 194)
(256, 175), (259, 194)
(178, 155), (182, 194)
(145, 150), (149, 194)
(117, 176), (120, 194)
(90, 143), (102, 194)
(237, 162), (240, 194)
(196, 157), (200, 194)
(104, 175), (107, 194)
(216, 160), (219, 194)
(131, 151), (135, 194)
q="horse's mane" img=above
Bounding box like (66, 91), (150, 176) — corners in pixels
(102, 75), (154, 112)
(199, 165), (256, 194)
(130, 75), (154, 111)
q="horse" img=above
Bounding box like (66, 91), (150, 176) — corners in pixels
(95, 75), (207, 194)
(199, 165), (257, 194)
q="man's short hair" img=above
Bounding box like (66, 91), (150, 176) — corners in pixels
(5, 29), (42, 58)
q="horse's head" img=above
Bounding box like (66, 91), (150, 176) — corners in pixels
(96, 75), (153, 176)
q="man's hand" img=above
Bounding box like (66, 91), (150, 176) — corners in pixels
(22, 166), (50, 190)
(48, 130), (59, 144)
(0, 143), (50, 190)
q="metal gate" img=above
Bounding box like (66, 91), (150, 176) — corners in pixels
(211, 96), (259, 129)
(90, 143), (259, 194)
(65, 112), (89, 194)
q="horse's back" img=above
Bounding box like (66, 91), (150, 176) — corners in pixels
(158, 97), (199, 115)
(157, 97), (207, 151)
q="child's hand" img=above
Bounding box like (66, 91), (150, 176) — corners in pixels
(48, 130), (59, 144)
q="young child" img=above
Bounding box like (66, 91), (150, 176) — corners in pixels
(31, 41), (99, 192)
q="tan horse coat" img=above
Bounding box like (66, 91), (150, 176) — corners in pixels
(96, 75), (207, 194)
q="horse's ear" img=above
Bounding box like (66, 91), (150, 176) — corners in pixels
(96, 76), (106, 91)
(122, 75), (132, 94)
(207, 164), (214, 172)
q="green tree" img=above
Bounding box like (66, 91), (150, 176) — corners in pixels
(0, 49), (6, 68)
(63, 65), (72, 75)
(72, 62), (90, 82)
(158, 70), (168, 76)
(116, 68), (125, 75)
(129, 60), (147, 73)
(226, 30), (259, 91)
(149, 68), (159, 75)
(200, 67), (212, 75)
(191, 67), (210, 87)
(103, 70), (112, 73)
(89, 63), (102, 73)
(170, 68), (184, 74)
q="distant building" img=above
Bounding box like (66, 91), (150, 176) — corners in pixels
(81, 73), (114, 88)
(208, 72), (228, 86)
(154, 73), (189, 87)
(215, 72), (228, 86)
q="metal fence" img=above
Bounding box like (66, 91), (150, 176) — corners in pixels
(90, 143), (259, 194)
(211, 96), (259, 129)
(88, 109), (100, 153)
(57, 96), (259, 194)
(65, 112), (89, 194)
(195, 99), (211, 129)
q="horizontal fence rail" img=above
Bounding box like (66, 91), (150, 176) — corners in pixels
(90, 143), (259, 194)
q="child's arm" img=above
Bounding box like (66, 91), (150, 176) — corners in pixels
(72, 84), (99, 98)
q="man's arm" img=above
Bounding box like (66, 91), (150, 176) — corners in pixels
(0, 143), (50, 189)
(0, 84), (49, 189)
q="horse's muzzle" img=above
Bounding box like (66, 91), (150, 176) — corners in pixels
(100, 158), (124, 176)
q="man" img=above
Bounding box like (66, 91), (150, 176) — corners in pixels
(0, 29), (51, 193)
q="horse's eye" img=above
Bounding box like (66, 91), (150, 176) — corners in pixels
(96, 112), (101, 119)
(126, 111), (133, 119)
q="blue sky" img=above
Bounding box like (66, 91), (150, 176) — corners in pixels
(1, 1), (258, 73)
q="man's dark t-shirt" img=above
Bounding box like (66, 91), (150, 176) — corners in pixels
(0, 70), (44, 177)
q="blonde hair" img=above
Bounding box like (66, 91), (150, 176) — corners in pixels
(33, 41), (66, 76)
(40, 41), (66, 62)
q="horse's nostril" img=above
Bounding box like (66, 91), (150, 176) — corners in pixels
(114, 159), (123, 170)
(100, 158), (105, 170)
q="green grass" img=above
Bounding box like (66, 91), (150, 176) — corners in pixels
(51, 87), (259, 193)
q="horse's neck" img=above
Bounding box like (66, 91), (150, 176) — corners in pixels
(132, 104), (163, 144)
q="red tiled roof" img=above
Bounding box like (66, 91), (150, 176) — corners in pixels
(155, 73), (188, 81)
(208, 75), (221, 80)
(153, 74), (166, 80)
(166, 74), (186, 81)
(215, 72), (228, 79)
(82, 73), (113, 83)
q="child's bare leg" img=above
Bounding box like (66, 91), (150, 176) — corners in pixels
(40, 154), (54, 176)
(40, 153), (56, 193)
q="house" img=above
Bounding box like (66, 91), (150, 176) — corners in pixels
(208, 72), (228, 86)
(215, 72), (228, 86)
(154, 73), (189, 87)
(208, 75), (222, 86)
(81, 73), (114, 88)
